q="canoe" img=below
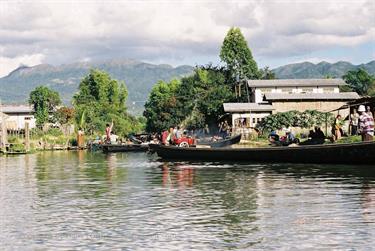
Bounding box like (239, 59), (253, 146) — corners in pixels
(198, 134), (242, 148)
(102, 144), (149, 153)
(149, 141), (375, 164)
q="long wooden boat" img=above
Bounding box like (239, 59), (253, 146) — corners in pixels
(102, 144), (149, 153)
(198, 134), (242, 148)
(150, 141), (375, 164)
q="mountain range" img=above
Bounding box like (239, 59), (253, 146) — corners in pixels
(0, 59), (374, 114)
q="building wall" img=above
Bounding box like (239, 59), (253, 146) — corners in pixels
(271, 101), (350, 117)
(5, 114), (36, 130)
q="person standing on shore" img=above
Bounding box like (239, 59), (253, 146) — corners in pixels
(358, 105), (374, 142)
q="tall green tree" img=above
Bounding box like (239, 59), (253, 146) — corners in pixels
(73, 69), (141, 135)
(343, 68), (375, 96)
(29, 86), (61, 126)
(220, 27), (259, 80)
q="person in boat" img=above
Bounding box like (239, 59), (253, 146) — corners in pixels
(302, 127), (325, 145)
(284, 128), (299, 145)
(175, 126), (183, 139)
(161, 130), (169, 145)
(332, 115), (343, 141)
(165, 127), (175, 146)
(358, 105), (374, 142)
(105, 121), (113, 144)
(110, 131), (119, 144)
(367, 106), (373, 118)
(268, 131), (280, 143)
(350, 109), (359, 136)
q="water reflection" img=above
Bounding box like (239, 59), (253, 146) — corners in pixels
(0, 152), (374, 250)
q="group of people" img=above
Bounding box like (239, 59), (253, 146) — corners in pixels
(332, 105), (374, 142)
(218, 121), (231, 138)
(268, 128), (299, 146)
(161, 126), (187, 145)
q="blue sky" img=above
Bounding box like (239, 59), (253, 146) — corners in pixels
(0, 0), (374, 77)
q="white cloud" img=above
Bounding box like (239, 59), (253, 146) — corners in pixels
(0, 0), (373, 76)
(0, 54), (45, 77)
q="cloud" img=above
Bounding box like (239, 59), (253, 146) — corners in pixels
(0, 53), (45, 77)
(0, 0), (373, 77)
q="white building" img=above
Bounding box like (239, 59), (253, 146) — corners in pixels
(0, 105), (36, 130)
(224, 79), (360, 133)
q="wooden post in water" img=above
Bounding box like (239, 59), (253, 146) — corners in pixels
(1, 113), (7, 153)
(25, 122), (30, 152)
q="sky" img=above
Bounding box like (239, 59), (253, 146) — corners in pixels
(0, 0), (374, 77)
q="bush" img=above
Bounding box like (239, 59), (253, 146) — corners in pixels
(258, 110), (334, 133)
(46, 128), (63, 137)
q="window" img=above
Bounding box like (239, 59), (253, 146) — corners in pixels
(322, 87), (334, 93)
(24, 117), (32, 120)
(281, 88), (294, 94)
(301, 88), (313, 93)
(259, 88), (272, 93)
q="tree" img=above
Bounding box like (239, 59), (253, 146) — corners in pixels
(73, 69), (141, 135)
(29, 86), (61, 126)
(259, 66), (276, 80)
(143, 66), (235, 132)
(343, 68), (375, 96)
(220, 27), (259, 81)
(53, 107), (75, 125)
(143, 79), (181, 132)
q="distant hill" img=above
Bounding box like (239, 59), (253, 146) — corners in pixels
(273, 60), (375, 79)
(0, 59), (194, 114)
(1, 59), (374, 114)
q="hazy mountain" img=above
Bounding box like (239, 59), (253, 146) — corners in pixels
(273, 60), (375, 79)
(1, 59), (374, 114)
(0, 59), (194, 114)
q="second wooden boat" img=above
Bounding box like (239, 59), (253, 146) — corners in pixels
(198, 134), (242, 148)
(102, 144), (149, 153)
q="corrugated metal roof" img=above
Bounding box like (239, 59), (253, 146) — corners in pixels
(223, 103), (274, 112)
(0, 105), (34, 113)
(264, 92), (360, 101)
(247, 79), (346, 87)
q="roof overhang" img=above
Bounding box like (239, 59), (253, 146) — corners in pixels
(247, 79), (346, 88)
(223, 103), (274, 112)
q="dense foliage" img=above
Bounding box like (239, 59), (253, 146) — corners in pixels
(343, 68), (375, 96)
(143, 67), (235, 132)
(73, 69), (144, 136)
(29, 86), (61, 126)
(257, 110), (334, 132)
(143, 79), (181, 132)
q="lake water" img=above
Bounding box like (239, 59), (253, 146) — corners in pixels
(1, 151), (374, 250)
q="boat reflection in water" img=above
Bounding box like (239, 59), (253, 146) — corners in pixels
(161, 163), (195, 188)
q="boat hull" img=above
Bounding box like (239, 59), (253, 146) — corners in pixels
(150, 141), (375, 164)
(102, 144), (149, 153)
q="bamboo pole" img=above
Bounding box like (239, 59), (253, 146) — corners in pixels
(25, 122), (30, 152)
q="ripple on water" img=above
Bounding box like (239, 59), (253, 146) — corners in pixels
(0, 151), (374, 250)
